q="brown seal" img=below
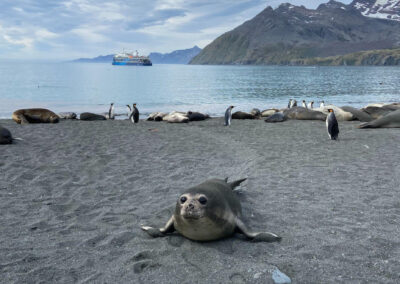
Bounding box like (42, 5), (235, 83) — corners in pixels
(12, 108), (59, 124)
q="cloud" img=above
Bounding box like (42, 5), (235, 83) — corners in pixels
(0, 0), (353, 60)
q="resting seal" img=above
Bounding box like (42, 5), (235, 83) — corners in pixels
(232, 111), (256, 120)
(187, 111), (210, 121)
(261, 109), (279, 117)
(141, 178), (281, 242)
(250, 108), (261, 118)
(317, 105), (354, 121)
(12, 108), (59, 124)
(80, 112), (106, 121)
(358, 109), (400, 129)
(58, 112), (77, 119)
(147, 112), (168, 121)
(163, 111), (189, 123)
(283, 107), (326, 121)
(362, 104), (398, 119)
(265, 112), (286, 123)
(340, 106), (372, 122)
(0, 125), (13, 144)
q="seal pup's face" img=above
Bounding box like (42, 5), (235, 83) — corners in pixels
(177, 193), (208, 220)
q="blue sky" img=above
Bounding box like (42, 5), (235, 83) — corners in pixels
(0, 0), (351, 60)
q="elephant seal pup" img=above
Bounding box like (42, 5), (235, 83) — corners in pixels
(359, 109), (400, 129)
(0, 125), (13, 144)
(232, 111), (256, 120)
(58, 112), (77, 119)
(187, 111), (210, 121)
(283, 107), (326, 121)
(265, 112), (286, 123)
(141, 178), (281, 242)
(79, 112), (106, 121)
(261, 109), (279, 117)
(340, 106), (372, 122)
(12, 108), (59, 124)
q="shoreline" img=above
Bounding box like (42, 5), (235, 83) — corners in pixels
(1, 118), (399, 282)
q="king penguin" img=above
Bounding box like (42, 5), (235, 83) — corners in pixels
(224, 106), (234, 126)
(288, 99), (292, 109)
(290, 99), (297, 108)
(307, 101), (314, 109)
(108, 103), (115, 120)
(302, 100), (307, 108)
(320, 101), (325, 108)
(126, 104), (132, 119)
(326, 109), (339, 140)
(129, 103), (139, 123)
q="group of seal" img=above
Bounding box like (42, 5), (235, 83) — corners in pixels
(142, 178), (281, 242)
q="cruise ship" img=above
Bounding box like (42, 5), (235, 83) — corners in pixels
(112, 50), (152, 66)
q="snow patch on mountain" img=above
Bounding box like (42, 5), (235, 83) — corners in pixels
(352, 0), (400, 21)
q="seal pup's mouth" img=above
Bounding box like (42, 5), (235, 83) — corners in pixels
(181, 211), (204, 220)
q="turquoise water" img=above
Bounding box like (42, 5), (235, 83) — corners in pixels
(1, 62), (399, 118)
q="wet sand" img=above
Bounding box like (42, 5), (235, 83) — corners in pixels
(0, 118), (399, 283)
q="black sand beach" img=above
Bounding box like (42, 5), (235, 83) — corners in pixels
(1, 118), (399, 283)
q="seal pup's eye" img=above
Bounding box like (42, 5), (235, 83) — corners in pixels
(180, 196), (187, 203)
(198, 196), (207, 205)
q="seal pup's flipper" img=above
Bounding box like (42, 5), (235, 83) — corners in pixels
(228, 178), (247, 190)
(141, 216), (175, 238)
(235, 218), (281, 243)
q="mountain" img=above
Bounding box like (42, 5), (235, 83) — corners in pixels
(72, 46), (201, 64)
(352, 0), (400, 21)
(190, 0), (400, 65)
(72, 54), (114, 63)
(149, 46), (201, 64)
(293, 48), (400, 65)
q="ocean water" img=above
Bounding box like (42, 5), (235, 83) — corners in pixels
(1, 62), (399, 118)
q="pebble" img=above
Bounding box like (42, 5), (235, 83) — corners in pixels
(272, 268), (291, 284)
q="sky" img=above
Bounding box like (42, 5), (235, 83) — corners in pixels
(0, 0), (352, 60)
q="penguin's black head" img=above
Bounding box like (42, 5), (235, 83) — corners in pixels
(133, 103), (137, 107)
(230, 106), (235, 109)
(111, 102), (114, 105)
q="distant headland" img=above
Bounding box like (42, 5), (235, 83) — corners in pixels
(72, 46), (201, 64)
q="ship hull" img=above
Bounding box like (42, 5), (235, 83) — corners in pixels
(112, 62), (152, 66)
